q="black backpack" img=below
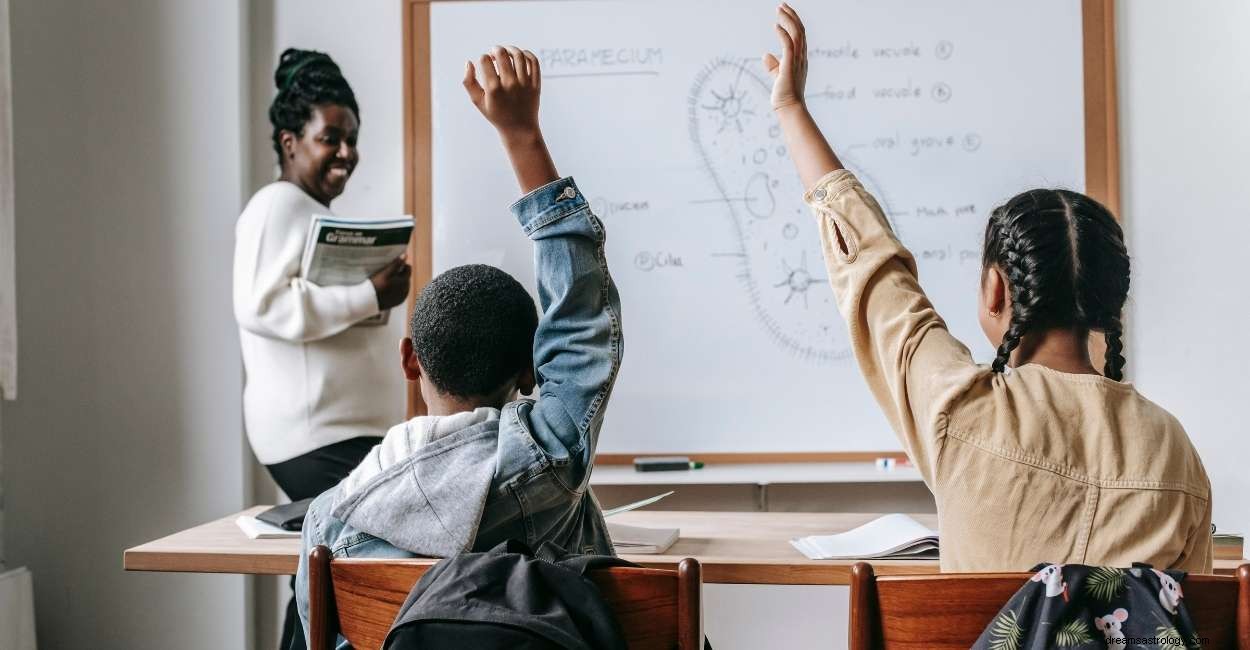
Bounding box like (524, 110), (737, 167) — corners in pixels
(383, 540), (636, 650)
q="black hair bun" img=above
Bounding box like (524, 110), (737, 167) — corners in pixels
(268, 48), (360, 162)
(274, 48), (337, 92)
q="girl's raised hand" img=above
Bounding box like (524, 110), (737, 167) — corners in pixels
(763, 3), (808, 111)
(463, 46), (542, 139)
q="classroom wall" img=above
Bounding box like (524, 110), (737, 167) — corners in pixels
(1119, 0), (1250, 538)
(0, 0), (250, 647)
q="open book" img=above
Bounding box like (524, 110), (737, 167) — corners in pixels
(791, 514), (939, 560)
(605, 491), (679, 555)
(301, 215), (415, 326)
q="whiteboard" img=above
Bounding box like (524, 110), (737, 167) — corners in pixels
(429, 0), (1086, 453)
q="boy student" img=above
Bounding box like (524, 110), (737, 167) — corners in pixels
(766, 5), (1211, 572)
(296, 45), (623, 635)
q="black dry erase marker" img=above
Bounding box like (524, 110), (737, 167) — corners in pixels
(633, 456), (705, 472)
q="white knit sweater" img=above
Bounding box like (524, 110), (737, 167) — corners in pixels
(233, 181), (405, 464)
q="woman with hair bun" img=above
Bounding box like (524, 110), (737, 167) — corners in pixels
(233, 48), (409, 649)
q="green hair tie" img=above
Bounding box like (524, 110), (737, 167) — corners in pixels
(281, 57), (320, 91)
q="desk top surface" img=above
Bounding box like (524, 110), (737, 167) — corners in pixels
(124, 507), (1244, 586)
(123, 507), (941, 585)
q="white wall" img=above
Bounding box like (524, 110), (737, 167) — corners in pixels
(1119, 1), (1250, 535)
(0, 0), (249, 647)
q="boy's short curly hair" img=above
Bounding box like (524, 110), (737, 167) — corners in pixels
(409, 264), (538, 399)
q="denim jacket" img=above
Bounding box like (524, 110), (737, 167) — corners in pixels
(295, 177), (623, 639)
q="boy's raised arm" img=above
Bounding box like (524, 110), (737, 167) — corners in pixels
(465, 48), (623, 480)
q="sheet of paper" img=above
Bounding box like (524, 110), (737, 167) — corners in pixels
(602, 490), (675, 517)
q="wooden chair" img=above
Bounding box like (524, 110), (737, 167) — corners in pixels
(308, 545), (704, 650)
(849, 562), (1250, 649)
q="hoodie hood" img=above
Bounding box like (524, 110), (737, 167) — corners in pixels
(330, 407), (501, 556)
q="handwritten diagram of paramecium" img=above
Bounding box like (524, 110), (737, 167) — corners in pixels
(529, 40), (986, 366)
(688, 39), (984, 365)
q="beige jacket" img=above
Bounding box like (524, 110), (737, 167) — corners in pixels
(805, 170), (1212, 573)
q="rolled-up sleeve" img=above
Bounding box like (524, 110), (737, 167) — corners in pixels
(805, 170), (982, 480)
(512, 178), (623, 489)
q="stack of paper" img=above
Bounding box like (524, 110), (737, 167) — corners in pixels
(791, 514), (939, 560)
(604, 491), (679, 555)
(236, 515), (301, 540)
(609, 522), (680, 554)
(601, 491), (674, 517)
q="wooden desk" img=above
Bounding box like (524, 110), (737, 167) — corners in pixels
(124, 507), (1245, 585)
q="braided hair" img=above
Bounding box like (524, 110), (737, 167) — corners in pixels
(268, 48), (360, 164)
(982, 189), (1130, 380)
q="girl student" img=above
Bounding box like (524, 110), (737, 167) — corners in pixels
(765, 4), (1211, 572)
(233, 48), (411, 649)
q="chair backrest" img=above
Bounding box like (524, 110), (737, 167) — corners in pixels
(307, 545), (704, 650)
(848, 562), (1250, 650)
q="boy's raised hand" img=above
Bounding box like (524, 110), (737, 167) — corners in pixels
(763, 3), (808, 111)
(463, 45), (559, 193)
(464, 46), (542, 139)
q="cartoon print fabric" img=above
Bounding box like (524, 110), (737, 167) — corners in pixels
(971, 563), (1202, 649)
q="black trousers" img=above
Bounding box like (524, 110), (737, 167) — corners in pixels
(266, 436), (381, 650)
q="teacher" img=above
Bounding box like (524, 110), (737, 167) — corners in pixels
(232, 48), (409, 649)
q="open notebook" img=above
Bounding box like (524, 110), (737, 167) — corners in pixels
(791, 514), (939, 560)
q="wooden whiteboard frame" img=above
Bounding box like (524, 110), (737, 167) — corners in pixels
(401, 0), (1121, 464)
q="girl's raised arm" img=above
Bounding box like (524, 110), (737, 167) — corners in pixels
(765, 3), (982, 478)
